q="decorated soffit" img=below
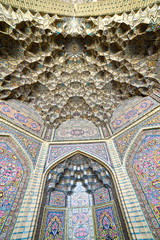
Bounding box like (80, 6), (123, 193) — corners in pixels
(0, 3), (159, 128)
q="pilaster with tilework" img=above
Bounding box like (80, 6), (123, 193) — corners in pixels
(107, 140), (154, 240)
(11, 142), (49, 240)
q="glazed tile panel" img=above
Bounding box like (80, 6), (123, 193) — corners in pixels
(54, 119), (101, 140)
(68, 182), (92, 207)
(46, 142), (112, 169)
(40, 208), (66, 240)
(94, 187), (112, 205)
(49, 191), (66, 207)
(113, 111), (160, 162)
(126, 129), (160, 239)
(111, 97), (158, 132)
(0, 121), (42, 166)
(94, 203), (124, 240)
(0, 138), (31, 240)
(0, 101), (43, 136)
(68, 207), (94, 240)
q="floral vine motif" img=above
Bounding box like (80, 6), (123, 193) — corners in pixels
(99, 211), (118, 240)
(46, 216), (63, 240)
(126, 130), (160, 238)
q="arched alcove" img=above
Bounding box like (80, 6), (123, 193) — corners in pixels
(35, 153), (129, 239)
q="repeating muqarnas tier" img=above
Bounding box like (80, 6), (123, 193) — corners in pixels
(0, 3), (159, 128)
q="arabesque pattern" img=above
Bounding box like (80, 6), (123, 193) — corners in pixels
(94, 203), (124, 240)
(110, 97), (158, 132)
(113, 111), (160, 161)
(46, 143), (111, 168)
(0, 138), (31, 240)
(40, 208), (66, 240)
(0, 121), (41, 166)
(68, 207), (94, 240)
(0, 101), (43, 134)
(126, 129), (160, 239)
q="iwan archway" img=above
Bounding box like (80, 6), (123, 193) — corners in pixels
(35, 153), (129, 239)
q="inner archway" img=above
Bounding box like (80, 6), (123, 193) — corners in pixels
(36, 153), (129, 239)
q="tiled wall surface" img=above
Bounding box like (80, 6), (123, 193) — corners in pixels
(107, 139), (155, 240)
(113, 111), (160, 162)
(0, 108), (159, 240)
(0, 121), (42, 166)
(110, 97), (159, 133)
(11, 142), (48, 240)
(0, 101), (44, 137)
(0, 136), (32, 239)
(54, 119), (101, 140)
(126, 129), (160, 239)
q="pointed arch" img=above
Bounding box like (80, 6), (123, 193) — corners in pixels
(34, 150), (130, 240)
(45, 149), (114, 177)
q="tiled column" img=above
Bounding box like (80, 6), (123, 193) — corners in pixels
(11, 142), (49, 240)
(107, 139), (154, 240)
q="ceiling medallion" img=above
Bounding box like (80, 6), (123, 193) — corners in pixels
(65, 38), (85, 61)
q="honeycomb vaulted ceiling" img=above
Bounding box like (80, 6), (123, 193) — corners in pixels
(0, 4), (159, 128)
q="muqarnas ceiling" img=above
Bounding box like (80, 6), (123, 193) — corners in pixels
(0, 3), (159, 128)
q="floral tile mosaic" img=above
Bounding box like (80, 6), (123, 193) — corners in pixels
(126, 129), (160, 239)
(68, 207), (94, 240)
(111, 97), (158, 133)
(0, 121), (42, 166)
(0, 137), (31, 240)
(40, 207), (66, 240)
(94, 203), (125, 240)
(114, 111), (160, 162)
(46, 142), (112, 169)
(0, 101), (43, 136)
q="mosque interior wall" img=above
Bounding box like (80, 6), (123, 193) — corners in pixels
(0, 0), (159, 239)
(0, 96), (159, 239)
